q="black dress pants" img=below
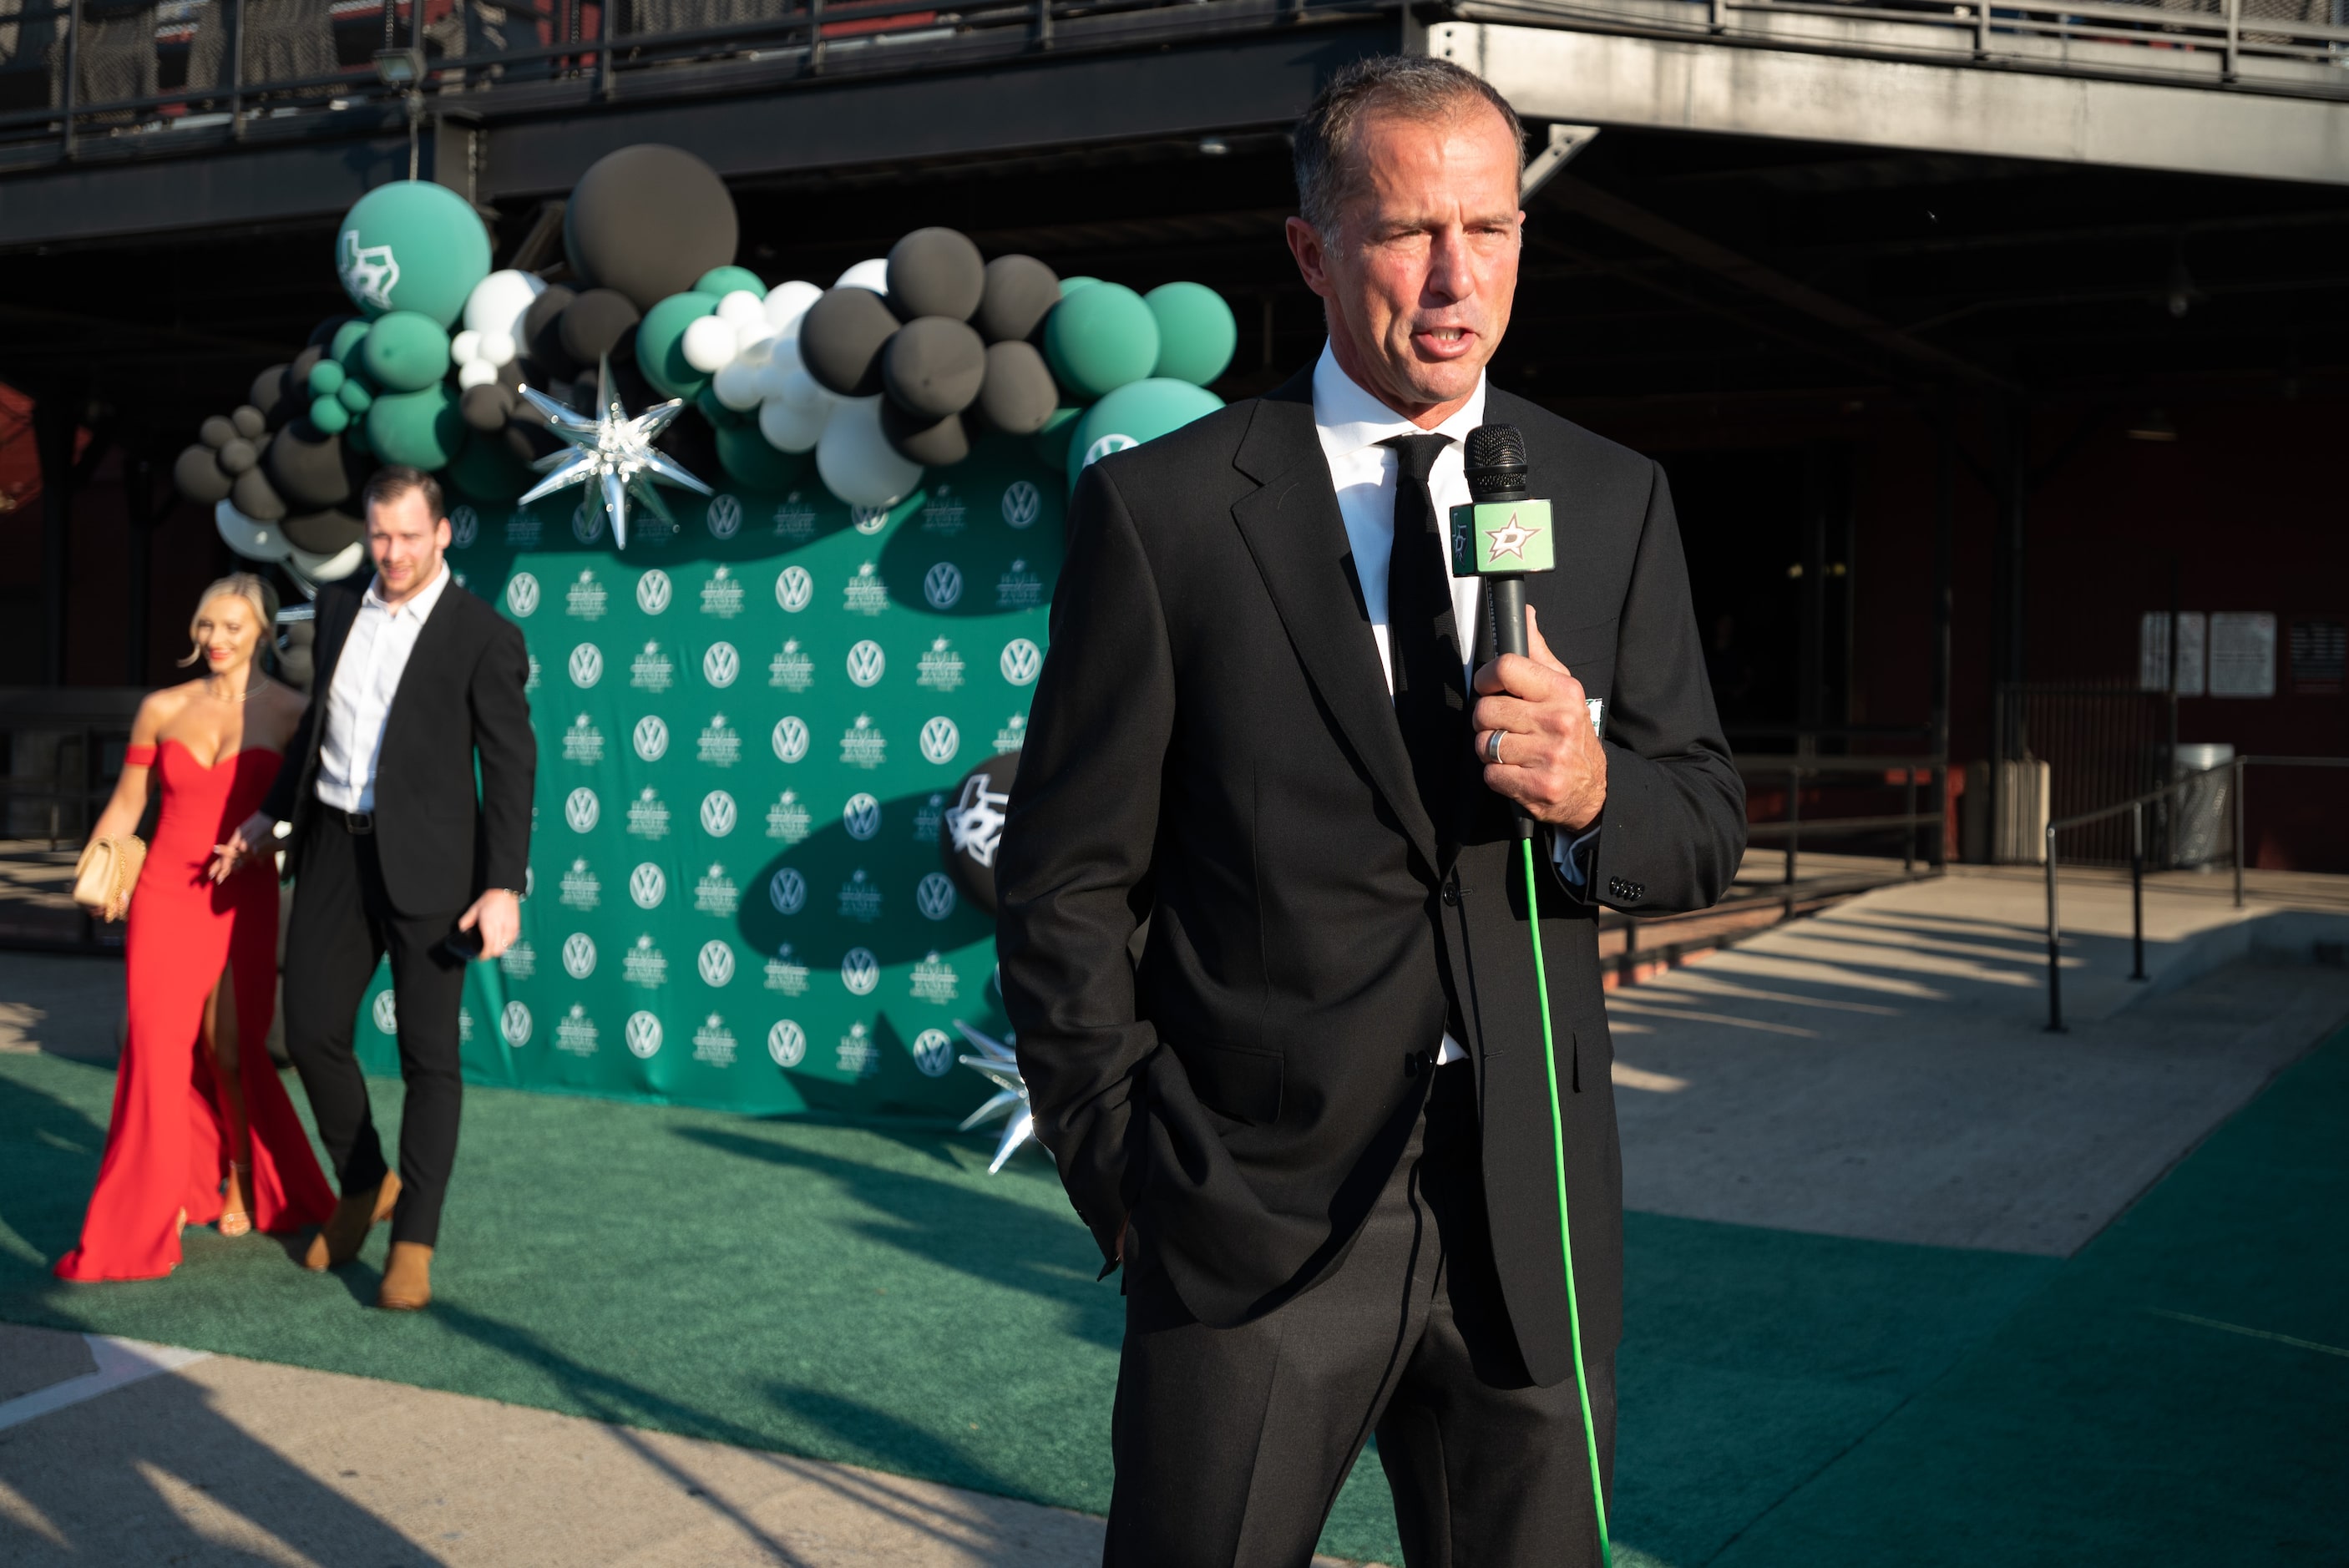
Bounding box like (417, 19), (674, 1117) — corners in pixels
(281, 817), (468, 1247)
(1106, 1062), (1613, 1568)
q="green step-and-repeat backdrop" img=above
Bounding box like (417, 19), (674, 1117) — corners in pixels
(353, 434), (1061, 1119)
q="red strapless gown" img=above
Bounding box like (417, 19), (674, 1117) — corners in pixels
(54, 740), (337, 1282)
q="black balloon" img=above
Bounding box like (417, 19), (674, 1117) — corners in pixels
(281, 508), (364, 555)
(230, 405), (267, 440)
(503, 419), (555, 464)
(882, 316), (987, 420)
(174, 444), (232, 504)
(798, 286), (899, 398)
(275, 618), (316, 690)
(265, 420), (355, 510)
(216, 438), (258, 476)
(496, 359), (525, 392)
(461, 383), (514, 432)
(975, 341), (1060, 435)
(559, 288), (642, 365)
(880, 401), (971, 467)
(289, 345), (325, 395)
(523, 284), (579, 376)
(306, 315), (356, 349)
(248, 364), (292, 422)
(886, 227), (985, 323)
(230, 467), (286, 522)
(975, 254), (1061, 345)
(200, 415), (236, 450)
(938, 752), (1021, 917)
(563, 144), (739, 311)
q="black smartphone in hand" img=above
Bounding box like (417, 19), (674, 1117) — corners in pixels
(439, 924), (486, 963)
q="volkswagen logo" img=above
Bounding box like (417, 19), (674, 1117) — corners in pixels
(1001, 481), (1041, 530)
(768, 867), (806, 914)
(450, 505), (479, 548)
(636, 569), (674, 615)
(772, 716), (809, 763)
(1083, 432), (1139, 468)
(633, 716), (670, 761)
(919, 716), (959, 766)
(1000, 638), (1043, 686)
(564, 787), (600, 832)
(506, 573), (541, 618)
(569, 643), (604, 687)
(700, 791), (737, 837)
(371, 990), (397, 1034)
(923, 563), (963, 609)
(561, 933), (597, 979)
(625, 1011), (662, 1059)
(912, 1028), (955, 1077)
(852, 503), (891, 535)
(573, 501), (605, 544)
(839, 947), (880, 996)
(629, 863), (666, 909)
(845, 640), (886, 688)
(775, 565), (813, 612)
(842, 793), (882, 841)
(706, 494), (742, 539)
(768, 1019), (806, 1068)
(916, 873), (958, 921)
(702, 641), (740, 688)
(501, 1000), (533, 1046)
(697, 941), (736, 987)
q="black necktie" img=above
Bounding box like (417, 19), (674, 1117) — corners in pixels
(1382, 433), (1468, 848)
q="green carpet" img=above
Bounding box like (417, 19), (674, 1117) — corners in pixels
(3, 1029), (2341, 1565)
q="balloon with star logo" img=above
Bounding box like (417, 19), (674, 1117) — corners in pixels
(1066, 377), (1223, 493)
(333, 180), (492, 328)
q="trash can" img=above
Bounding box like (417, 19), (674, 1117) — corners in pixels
(2169, 742), (2234, 869)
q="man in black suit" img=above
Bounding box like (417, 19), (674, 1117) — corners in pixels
(222, 465), (534, 1311)
(996, 57), (1745, 1565)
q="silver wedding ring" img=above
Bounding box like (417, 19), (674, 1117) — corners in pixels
(1485, 730), (1504, 764)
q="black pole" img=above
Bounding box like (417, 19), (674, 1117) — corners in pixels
(2045, 823), (2063, 1032)
(1930, 410), (1953, 870)
(125, 453), (155, 685)
(33, 389), (78, 688)
(60, 0), (80, 160)
(2129, 801), (2145, 981)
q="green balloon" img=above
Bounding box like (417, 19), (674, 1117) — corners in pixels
(367, 384), (463, 469)
(343, 417), (372, 457)
(308, 394), (351, 435)
(1032, 407), (1081, 473)
(696, 384), (751, 429)
(332, 319), (373, 366)
(636, 291), (719, 401)
(1044, 283), (1160, 401)
(307, 357), (347, 397)
(695, 266), (766, 301)
(337, 377), (375, 415)
(1067, 377), (1223, 493)
(1146, 282), (1237, 387)
(335, 180), (492, 327)
(443, 431), (533, 500)
(714, 423), (807, 492)
(1060, 276), (1101, 295)
(360, 311), (453, 393)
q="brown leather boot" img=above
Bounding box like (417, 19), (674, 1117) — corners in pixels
(377, 1242), (433, 1311)
(371, 1171), (402, 1223)
(301, 1176), (389, 1272)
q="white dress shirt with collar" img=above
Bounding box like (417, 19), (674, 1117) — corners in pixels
(1309, 345), (1602, 1060)
(315, 563), (453, 815)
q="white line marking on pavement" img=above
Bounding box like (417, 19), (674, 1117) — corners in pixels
(0, 1335), (211, 1432)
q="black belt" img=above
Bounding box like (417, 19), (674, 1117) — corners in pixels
(336, 810), (375, 835)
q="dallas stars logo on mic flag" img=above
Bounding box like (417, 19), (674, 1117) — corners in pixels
(1449, 499), (1557, 576)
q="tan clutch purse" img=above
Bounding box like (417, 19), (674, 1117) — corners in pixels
(73, 835), (146, 923)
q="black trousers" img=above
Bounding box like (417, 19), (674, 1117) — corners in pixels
(1107, 1062), (1613, 1568)
(281, 817), (468, 1247)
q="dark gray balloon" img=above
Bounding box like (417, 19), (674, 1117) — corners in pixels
(216, 438), (257, 475)
(882, 316), (987, 420)
(200, 415), (236, 450)
(248, 365), (292, 422)
(175, 444), (232, 504)
(886, 228), (985, 323)
(523, 284), (579, 376)
(563, 144), (740, 311)
(975, 255), (1061, 345)
(975, 341), (1060, 435)
(230, 405), (267, 440)
(306, 315), (357, 349)
(880, 400), (972, 467)
(230, 467), (286, 522)
(496, 359), (524, 392)
(559, 289), (642, 365)
(281, 508), (364, 555)
(461, 383), (514, 432)
(798, 286), (900, 398)
(265, 420), (354, 510)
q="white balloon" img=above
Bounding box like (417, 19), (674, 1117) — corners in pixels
(290, 540), (367, 582)
(479, 330), (517, 367)
(763, 280), (823, 336)
(758, 395), (830, 453)
(833, 258), (890, 296)
(215, 500), (291, 563)
(733, 322), (777, 362)
(815, 395), (920, 508)
(681, 315), (737, 375)
(450, 329), (483, 367)
(463, 268), (546, 338)
(712, 358), (766, 412)
(457, 358), (501, 390)
(716, 290), (767, 327)
(777, 364), (832, 416)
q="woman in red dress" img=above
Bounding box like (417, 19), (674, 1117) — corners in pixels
(55, 574), (338, 1282)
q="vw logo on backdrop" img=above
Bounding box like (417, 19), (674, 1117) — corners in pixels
(839, 947), (880, 996)
(506, 573), (541, 617)
(372, 991), (397, 1034)
(768, 867), (806, 914)
(919, 716), (959, 766)
(703, 641), (740, 687)
(916, 873), (958, 921)
(450, 505), (480, 547)
(633, 716), (670, 761)
(625, 1012), (663, 1058)
(775, 565), (814, 612)
(573, 501), (605, 544)
(561, 933), (597, 979)
(923, 563), (964, 609)
(564, 787), (600, 832)
(843, 793), (882, 841)
(768, 1019), (807, 1067)
(629, 863), (666, 908)
(772, 716), (809, 763)
(1001, 481), (1041, 530)
(636, 569), (674, 615)
(698, 941), (736, 987)
(706, 494), (743, 539)
(1000, 638), (1042, 686)
(569, 643), (603, 687)
(912, 1029), (955, 1076)
(852, 503), (891, 534)
(501, 1001), (533, 1046)
(700, 791), (738, 837)
(845, 640), (886, 688)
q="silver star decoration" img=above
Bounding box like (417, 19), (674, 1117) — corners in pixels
(953, 1021), (1036, 1174)
(517, 356), (711, 549)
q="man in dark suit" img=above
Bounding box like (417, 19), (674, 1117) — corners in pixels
(995, 57), (1745, 1565)
(221, 465), (534, 1311)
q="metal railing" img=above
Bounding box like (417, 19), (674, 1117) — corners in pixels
(1731, 723), (1947, 893)
(2041, 754), (2349, 1031)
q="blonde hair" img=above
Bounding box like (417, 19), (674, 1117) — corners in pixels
(180, 573), (281, 669)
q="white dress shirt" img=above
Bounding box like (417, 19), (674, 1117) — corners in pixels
(315, 564), (453, 814)
(1309, 346), (1602, 1061)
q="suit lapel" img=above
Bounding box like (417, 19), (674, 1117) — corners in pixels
(1228, 374), (1440, 874)
(379, 582), (463, 756)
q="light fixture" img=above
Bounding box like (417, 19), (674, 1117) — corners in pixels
(1197, 136), (1229, 156)
(2126, 408), (2179, 443)
(372, 48), (427, 87)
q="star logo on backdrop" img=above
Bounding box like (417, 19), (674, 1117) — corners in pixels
(1486, 512), (1542, 562)
(519, 357), (712, 549)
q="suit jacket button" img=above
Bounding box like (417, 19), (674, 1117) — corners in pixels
(1440, 883), (1461, 907)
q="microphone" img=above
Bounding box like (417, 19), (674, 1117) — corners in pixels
(1451, 422), (1554, 839)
